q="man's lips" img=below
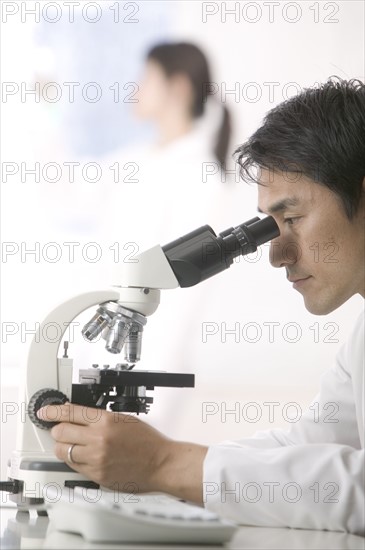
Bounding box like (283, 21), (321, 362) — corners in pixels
(288, 276), (312, 289)
(287, 276), (311, 283)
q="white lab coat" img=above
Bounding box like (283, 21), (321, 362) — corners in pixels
(203, 309), (365, 535)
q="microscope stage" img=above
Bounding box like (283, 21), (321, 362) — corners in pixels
(78, 368), (195, 389)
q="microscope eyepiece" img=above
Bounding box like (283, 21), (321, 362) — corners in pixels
(162, 215), (280, 287)
(240, 216), (280, 247)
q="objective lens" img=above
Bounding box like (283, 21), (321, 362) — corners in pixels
(82, 302), (146, 360)
(105, 316), (131, 354)
(124, 325), (143, 363)
(82, 311), (110, 342)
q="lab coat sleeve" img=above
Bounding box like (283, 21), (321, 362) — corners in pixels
(203, 312), (364, 535)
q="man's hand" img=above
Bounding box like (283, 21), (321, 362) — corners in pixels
(37, 403), (208, 505)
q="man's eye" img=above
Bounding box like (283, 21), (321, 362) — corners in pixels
(284, 217), (300, 225)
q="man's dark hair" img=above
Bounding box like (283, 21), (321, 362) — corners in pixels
(235, 78), (365, 219)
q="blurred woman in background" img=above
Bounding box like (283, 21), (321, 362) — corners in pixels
(108, 41), (235, 247)
(134, 42), (231, 169)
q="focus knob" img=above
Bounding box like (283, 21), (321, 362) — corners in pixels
(28, 389), (68, 430)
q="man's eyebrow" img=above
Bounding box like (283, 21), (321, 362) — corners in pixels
(257, 197), (300, 214)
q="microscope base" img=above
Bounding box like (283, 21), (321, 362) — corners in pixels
(7, 452), (93, 509)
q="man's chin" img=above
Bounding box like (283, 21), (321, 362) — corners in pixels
(302, 293), (342, 316)
(304, 302), (332, 315)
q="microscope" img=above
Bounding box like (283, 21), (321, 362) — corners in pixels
(2, 216), (279, 507)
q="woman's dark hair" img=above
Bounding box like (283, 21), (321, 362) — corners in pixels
(147, 42), (231, 167)
(235, 77), (365, 219)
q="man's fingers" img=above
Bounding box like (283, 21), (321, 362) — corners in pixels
(54, 442), (88, 467)
(50, 422), (90, 445)
(37, 403), (104, 427)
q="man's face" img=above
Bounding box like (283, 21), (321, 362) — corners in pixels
(257, 169), (365, 315)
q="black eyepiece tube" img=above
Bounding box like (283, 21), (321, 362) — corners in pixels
(240, 216), (280, 247)
(162, 216), (280, 288)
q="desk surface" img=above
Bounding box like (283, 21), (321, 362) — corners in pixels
(0, 505), (364, 550)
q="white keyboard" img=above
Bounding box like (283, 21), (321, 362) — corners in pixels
(46, 487), (238, 544)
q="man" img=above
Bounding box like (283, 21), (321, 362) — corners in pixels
(38, 78), (365, 535)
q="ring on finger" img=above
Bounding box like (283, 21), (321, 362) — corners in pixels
(67, 443), (78, 464)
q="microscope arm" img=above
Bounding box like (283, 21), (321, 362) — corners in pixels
(20, 290), (119, 453)
(26, 291), (119, 401)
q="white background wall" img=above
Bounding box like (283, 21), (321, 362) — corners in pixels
(1, 1), (364, 479)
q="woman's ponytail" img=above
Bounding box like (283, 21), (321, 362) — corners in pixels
(214, 104), (231, 169)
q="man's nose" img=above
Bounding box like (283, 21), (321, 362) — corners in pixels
(269, 236), (299, 268)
